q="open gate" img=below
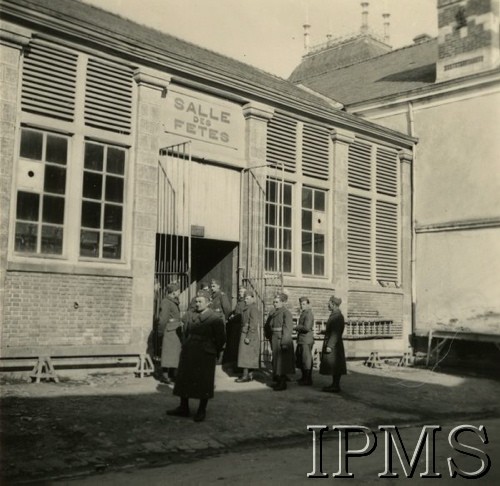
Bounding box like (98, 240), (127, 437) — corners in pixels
(153, 141), (192, 362)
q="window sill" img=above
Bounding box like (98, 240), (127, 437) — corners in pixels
(7, 260), (133, 278)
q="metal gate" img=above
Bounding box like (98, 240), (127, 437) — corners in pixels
(153, 141), (192, 362)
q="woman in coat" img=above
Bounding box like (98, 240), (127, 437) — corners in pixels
(319, 296), (347, 393)
(168, 291), (226, 422)
(159, 283), (182, 384)
(235, 290), (261, 382)
(264, 292), (295, 391)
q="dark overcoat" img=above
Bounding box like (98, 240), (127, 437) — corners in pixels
(210, 291), (231, 322)
(237, 302), (261, 369)
(223, 299), (245, 365)
(264, 307), (295, 376)
(295, 308), (314, 370)
(159, 295), (182, 368)
(174, 308), (226, 400)
(319, 309), (347, 376)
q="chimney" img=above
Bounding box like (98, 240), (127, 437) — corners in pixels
(436, 0), (500, 82)
(303, 23), (311, 54)
(361, 2), (369, 34)
(382, 12), (391, 45)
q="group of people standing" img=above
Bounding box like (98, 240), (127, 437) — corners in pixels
(156, 278), (347, 422)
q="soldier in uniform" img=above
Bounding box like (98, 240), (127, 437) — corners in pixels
(158, 283), (182, 384)
(319, 296), (347, 393)
(295, 296), (315, 386)
(235, 290), (261, 383)
(222, 287), (247, 374)
(209, 279), (231, 323)
(264, 292), (295, 391)
(188, 281), (210, 312)
(167, 291), (226, 422)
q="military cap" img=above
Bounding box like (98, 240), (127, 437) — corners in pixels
(276, 292), (288, 303)
(196, 289), (211, 301)
(329, 296), (342, 306)
(166, 282), (179, 294)
(298, 296), (310, 304)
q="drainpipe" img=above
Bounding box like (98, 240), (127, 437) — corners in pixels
(408, 101), (417, 343)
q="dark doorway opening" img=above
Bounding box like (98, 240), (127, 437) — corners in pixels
(191, 238), (238, 303)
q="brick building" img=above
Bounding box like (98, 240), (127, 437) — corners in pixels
(0, 0), (416, 369)
(291, 0), (500, 359)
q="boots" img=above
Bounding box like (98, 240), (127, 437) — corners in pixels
(167, 397), (190, 417)
(193, 398), (208, 422)
(297, 369), (306, 385)
(299, 369), (313, 386)
(272, 375), (287, 391)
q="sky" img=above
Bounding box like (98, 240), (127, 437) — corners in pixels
(81, 0), (438, 78)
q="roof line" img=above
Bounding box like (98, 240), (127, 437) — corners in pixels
(294, 37), (437, 84)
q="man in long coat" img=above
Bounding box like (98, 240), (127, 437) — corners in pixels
(264, 292), (295, 391)
(295, 296), (315, 386)
(222, 287), (247, 373)
(158, 283), (182, 384)
(167, 291), (226, 422)
(319, 296), (347, 393)
(235, 290), (261, 383)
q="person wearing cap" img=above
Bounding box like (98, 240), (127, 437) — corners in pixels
(295, 297), (315, 386)
(319, 296), (347, 393)
(209, 279), (231, 323)
(168, 290), (226, 422)
(264, 292), (295, 391)
(222, 287), (247, 374)
(158, 282), (182, 384)
(188, 281), (210, 312)
(235, 290), (261, 383)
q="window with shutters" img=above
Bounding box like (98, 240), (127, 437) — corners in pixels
(302, 187), (326, 276)
(302, 124), (330, 180)
(12, 39), (133, 265)
(266, 112), (297, 173)
(265, 178), (293, 273)
(347, 140), (400, 283)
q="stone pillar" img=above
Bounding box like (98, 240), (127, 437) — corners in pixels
(0, 24), (31, 343)
(241, 102), (274, 298)
(399, 149), (414, 347)
(330, 128), (355, 310)
(131, 67), (171, 351)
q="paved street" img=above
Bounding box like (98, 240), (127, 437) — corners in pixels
(61, 418), (500, 485)
(1, 361), (499, 484)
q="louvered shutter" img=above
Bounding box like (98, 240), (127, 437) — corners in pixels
(266, 113), (297, 172)
(348, 140), (372, 190)
(376, 201), (399, 281)
(347, 194), (372, 280)
(21, 40), (78, 121)
(302, 124), (330, 180)
(376, 147), (398, 196)
(85, 58), (133, 135)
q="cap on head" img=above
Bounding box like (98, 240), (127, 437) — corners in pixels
(196, 289), (211, 301)
(210, 278), (221, 286)
(276, 292), (288, 303)
(330, 296), (342, 306)
(299, 296), (309, 304)
(166, 282), (179, 294)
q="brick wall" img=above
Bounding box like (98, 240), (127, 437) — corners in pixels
(439, 20), (493, 59)
(2, 272), (132, 348)
(348, 290), (404, 337)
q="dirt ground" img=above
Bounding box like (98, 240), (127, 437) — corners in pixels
(1, 361), (499, 484)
